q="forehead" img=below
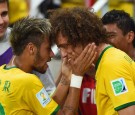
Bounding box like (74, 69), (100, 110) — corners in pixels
(41, 37), (50, 47)
(56, 33), (68, 46)
(0, 1), (8, 12)
(104, 23), (121, 33)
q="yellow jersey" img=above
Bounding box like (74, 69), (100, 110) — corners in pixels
(0, 65), (59, 115)
(95, 46), (135, 115)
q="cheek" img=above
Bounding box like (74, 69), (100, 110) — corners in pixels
(74, 47), (83, 55)
(3, 16), (9, 24)
(108, 37), (118, 45)
(39, 52), (48, 61)
(60, 49), (67, 57)
(35, 51), (46, 64)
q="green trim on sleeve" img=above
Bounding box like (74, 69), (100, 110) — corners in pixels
(4, 65), (17, 70)
(0, 103), (5, 115)
(115, 101), (135, 111)
(51, 105), (60, 115)
(95, 45), (113, 70)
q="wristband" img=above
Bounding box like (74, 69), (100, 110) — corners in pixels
(70, 74), (83, 88)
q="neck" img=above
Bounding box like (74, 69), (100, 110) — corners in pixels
(93, 43), (110, 64)
(127, 46), (135, 61)
(0, 35), (5, 41)
(6, 56), (16, 68)
(7, 55), (33, 73)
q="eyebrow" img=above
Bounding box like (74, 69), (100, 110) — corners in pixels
(107, 31), (117, 36)
(108, 31), (117, 34)
(57, 44), (69, 49)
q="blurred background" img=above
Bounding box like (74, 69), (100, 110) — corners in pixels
(8, 0), (135, 22)
(8, 0), (135, 79)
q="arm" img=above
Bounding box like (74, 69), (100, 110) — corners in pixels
(118, 105), (135, 115)
(52, 74), (70, 107)
(57, 87), (81, 115)
(55, 72), (62, 86)
(52, 57), (72, 107)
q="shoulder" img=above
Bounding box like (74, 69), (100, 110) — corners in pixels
(22, 72), (43, 87)
(9, 69), (43, 89)
(103, 48), (133, 67)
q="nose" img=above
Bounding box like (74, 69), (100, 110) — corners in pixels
(60, 48), (67, 59)
(50, 50), (55, 58)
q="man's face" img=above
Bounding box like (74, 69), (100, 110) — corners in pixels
(104, 23), (128, 53)
(56, 33), (83, 60)
(0, 1), (9, 39)
(33, 38), (54, 73)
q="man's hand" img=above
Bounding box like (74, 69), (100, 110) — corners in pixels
(69, 43), (97, 76)
(61, 57), (72, 79)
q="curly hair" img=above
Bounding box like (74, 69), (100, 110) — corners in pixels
(102, 9), (135, 47)
(49, 7), (108, 46)
(10, 17), (52, 56)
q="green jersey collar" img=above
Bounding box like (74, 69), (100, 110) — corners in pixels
(95, 45), (113, 70)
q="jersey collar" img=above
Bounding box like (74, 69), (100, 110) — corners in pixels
(95, 45), (113, 70)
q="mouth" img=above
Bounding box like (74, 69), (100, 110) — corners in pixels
(0, 25), (5, 30)
(0, 28), (5, 33)
(47, 58), (52, 62)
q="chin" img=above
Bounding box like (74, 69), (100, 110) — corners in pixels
(38, 67), (47, 74)
(39, 70), (47, 74)
(0, 32), (5, 38)
(33, 67), (47, 74)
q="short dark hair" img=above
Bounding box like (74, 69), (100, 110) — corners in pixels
(102, 9), (135, 47)
(50, 7), (108, 47)
(0, 0), (8, 2)
(0, 0), (8, 4)
(10, 17), (51, 55)
(0, 0), (8, 6)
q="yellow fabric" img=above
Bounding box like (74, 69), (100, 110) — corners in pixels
(9, 0), (29, 24)
(95, 47), (135, 115)
(61, 0), (84, 8)
(97, 2), (133, 18)
(0, 65), (59, 115)
(109, 3), (134, 17)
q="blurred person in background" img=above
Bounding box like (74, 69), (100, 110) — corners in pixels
(102, 9), (135, 60)
(38, 0), (61, 18)
(0, 0), (13, 66)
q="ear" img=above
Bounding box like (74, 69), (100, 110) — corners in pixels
(126, 31), (134, 43)
(26, 42), (37, 55)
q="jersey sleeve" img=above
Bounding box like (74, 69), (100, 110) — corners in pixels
(103, 58), (135, 111)
(22, 74), (60, 115)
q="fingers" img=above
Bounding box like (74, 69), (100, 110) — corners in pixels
(69, 43), (97, 76)
(62, 57), (68, 65)
(77, 43), (96, 66)
(83, 43), (97, 66)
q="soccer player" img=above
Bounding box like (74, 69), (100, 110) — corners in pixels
(50, 7), (135, 115)
(0, 0), (56, 97)
(55, 40), (97, 115)
(102, 9), (135, 60)
(0, 17), (96, 114)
